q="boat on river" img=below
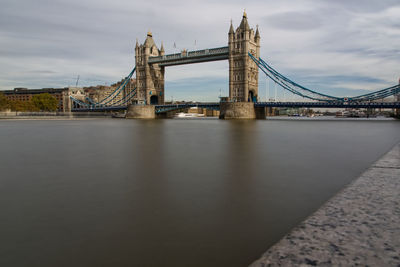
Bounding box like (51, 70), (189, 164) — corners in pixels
(174, 112), (205, 118)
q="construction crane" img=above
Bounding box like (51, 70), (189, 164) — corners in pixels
(75, 75), (80, 87)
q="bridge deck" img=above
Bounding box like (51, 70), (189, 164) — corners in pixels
(255, 101), (400, 109)
(72, 101), (400, 112)
(148, 47), (229, 67)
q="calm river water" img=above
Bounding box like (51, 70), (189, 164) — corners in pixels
(0, 118), (399, 267)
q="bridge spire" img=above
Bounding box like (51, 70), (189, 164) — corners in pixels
(160, 42), (165, 55)
(255, 25), (260, 40)
(144, 30), (155, 48)
(239, 10), (250, 31)
(229, 19), (234, 34)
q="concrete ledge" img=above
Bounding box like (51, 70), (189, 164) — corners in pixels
(125, 104), (155, 119)
(251, 142), (400, 266)
(219, 102), (256, 119)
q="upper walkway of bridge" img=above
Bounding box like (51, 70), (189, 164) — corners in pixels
(148, 46), (229, 67)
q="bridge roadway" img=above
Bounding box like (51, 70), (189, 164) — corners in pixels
(72, 101), (400, 112)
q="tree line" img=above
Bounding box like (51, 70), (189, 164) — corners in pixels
(0, 92), (58, 112)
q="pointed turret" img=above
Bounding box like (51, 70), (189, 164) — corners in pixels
(135, 38), (139, 49)
(239, 10), (250, 31)
(144, 30), (155, 47)
(229, 19), (234, 34)
(160, 42), (165, 56)
(255, 25), (260, 40)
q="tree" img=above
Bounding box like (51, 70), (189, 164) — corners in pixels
(9, 100), (39, 112)
(0, 92), (9, 111)
(32, 93), (58, 111)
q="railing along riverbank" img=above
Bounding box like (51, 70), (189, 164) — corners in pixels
(0, 111), (113, 119)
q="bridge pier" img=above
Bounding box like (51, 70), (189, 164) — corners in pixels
(255, 106), (266, 119)
(219, 102), (265, 119)
(156, 111), (176, 119)
(126, 104), (155, 119)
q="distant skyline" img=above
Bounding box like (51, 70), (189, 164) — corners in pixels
(1, 0), (399, 101)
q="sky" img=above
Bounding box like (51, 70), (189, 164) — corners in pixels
(0, 0), (399, 101)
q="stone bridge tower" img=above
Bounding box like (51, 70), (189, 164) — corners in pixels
(135, 31), (165, 105)
(228, 11), (260, 102)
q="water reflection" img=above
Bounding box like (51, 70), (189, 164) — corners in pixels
(0, 119), (399, 267)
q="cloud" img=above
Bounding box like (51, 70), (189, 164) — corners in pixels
(265, 12), (323, 31)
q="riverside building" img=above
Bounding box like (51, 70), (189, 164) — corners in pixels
(2, 87), (70, 111)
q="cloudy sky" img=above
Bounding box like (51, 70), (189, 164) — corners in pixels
(1, 0), (399, 101)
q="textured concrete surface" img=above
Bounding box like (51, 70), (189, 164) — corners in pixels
(125, 104), (155, 119)
(219, 102), (256, 119)
(251, 142), (400, 266)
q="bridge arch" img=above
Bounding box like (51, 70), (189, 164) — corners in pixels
(248, 90), (256, 102)
(150, 95), (158, 105)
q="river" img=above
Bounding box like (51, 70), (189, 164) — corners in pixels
(0, 118), (399, 266)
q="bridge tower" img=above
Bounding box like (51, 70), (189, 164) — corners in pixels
(228, 11), (260, 102)
(135, 31), (165, 105)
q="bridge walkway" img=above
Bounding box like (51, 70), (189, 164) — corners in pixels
(148, 47), (229, 67)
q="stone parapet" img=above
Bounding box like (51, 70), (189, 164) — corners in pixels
(251, 142), (400, 266)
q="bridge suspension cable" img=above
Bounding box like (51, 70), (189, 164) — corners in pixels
(107, 87), (137, 106)
(250, 53), (400, 102)
(249, 53), (341, 102)
(87, 66), (136, 106)
(96, 66), (136, 106)
(70, 87), (137, 110)
(348, 84), (400, 102)
(70, 66), (137, 110)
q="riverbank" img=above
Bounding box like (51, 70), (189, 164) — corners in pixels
(251, 142), (400, 266)
(265, 115), (396, 121)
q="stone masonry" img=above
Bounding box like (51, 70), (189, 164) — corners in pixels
(135, 32), (165, 105)
(228, 11), (260, 102)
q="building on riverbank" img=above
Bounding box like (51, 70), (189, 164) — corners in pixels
(2, 87), (70, 111)
(1, 78), (136, 112)
(2, 87), (90, 112)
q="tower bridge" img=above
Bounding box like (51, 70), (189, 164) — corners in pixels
(70, 11), (400, 119)
(134, 11), (260, 108)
